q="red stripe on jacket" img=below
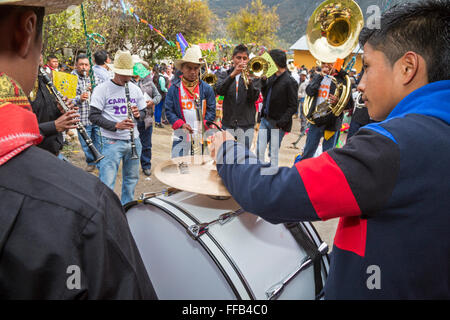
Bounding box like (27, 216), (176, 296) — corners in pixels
(295, 152), (367, 256)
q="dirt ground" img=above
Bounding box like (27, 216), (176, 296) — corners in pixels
(63, 117), (339, 251)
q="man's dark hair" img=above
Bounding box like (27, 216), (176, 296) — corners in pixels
(232, 44), (249, 57)
(269, 49), (287, 69)
(0, 5), (45, 41)
(94, 50), (109, 65)
(76, 53), (89, 63)
(47, 54), (57, 61)
(359, 0), (450, 83)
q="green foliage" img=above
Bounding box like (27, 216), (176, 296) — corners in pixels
(42, 0), (213, 66)
(226, 0), (280, 48)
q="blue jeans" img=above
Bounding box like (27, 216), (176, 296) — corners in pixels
(302, 124), (339, 160)
(77, 125), (102, 167)
(99, 136), (142, 205)
(155, 98), (165, 124)
(256, 117), (285, 164)
(137, 121), (153, 170)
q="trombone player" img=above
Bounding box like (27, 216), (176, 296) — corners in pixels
(215, 44), (261, 151)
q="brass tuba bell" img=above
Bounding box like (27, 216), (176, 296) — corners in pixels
(302, 0), (364, 125)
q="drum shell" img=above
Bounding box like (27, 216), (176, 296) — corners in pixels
(125, 191), (329, 300)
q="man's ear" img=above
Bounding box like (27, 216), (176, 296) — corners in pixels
(398, 51), (421, 85)
(14, 10), (38, 59)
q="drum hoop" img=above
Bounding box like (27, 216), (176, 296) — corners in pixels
(146, 196), (255, 300)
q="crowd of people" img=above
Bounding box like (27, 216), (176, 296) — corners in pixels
(0, 0), (448, 300)
(34, 43), (368, 185)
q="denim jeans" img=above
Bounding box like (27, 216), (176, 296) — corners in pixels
(99, 136), (142, 205)
(302, 124), (339, 160)
(77, 125), (102, 167)
(137, 121), (152, 170)
(256, 117), (285, 165)
(154, 98), (165, 124)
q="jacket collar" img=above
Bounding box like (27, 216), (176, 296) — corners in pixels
(386, 80), (450, 125)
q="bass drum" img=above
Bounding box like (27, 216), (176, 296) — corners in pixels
(125, 191), (329, 300)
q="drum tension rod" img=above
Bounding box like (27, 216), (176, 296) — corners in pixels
(265, 242), (328, 300)
(139, 188), (179, 200)
(187, 208), (244, 240)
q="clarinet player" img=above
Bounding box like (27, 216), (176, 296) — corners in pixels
(89, 50), (146, 205)
(72, 53), (102, 172)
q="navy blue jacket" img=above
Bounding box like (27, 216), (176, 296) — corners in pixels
(164, 78), (216, 130)
(216, 80), (450, 299)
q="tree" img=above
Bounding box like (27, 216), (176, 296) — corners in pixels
(226, 0), (280, 48)
(42, 0), (213, 66)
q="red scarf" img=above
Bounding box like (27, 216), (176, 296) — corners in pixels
(0, 72), (42, 165)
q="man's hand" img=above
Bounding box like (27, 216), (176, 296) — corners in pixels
(54, 110), (79, 132)
(209, 130), (235, 161)
(146, 100), (155, 110)
(230, 61), (247, 78)
(115, 119), (135, 130)
(181, 123), (194, 134)
(80, 92), (90, 102)
(328, 94), (338, 105)
(56, 96), (75, 113)
(130, 105), (140, 119)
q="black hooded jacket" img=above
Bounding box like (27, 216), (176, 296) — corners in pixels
(214, 67), (261, 128)
(260, 71), (299, 132)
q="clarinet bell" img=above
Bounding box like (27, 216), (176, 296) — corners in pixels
(131, 146), (139, 160)
(92, 149), (105, 163)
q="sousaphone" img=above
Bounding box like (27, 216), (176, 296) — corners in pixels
(303, 0), (364, 125)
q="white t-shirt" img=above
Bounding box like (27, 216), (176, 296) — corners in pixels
(316, 75), (332, 106)
(90, 80), (146, 140)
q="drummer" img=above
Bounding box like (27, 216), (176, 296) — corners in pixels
(210, 0), (450, 299)
(165, 45), (216, 158)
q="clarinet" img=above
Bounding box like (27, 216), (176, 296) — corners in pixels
(39, 67), (104, 163)
(124, 82), (139, 159)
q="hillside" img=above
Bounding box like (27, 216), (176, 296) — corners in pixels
(208, 0), (417, 47)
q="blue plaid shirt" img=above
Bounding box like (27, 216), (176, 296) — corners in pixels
(72, 70), (91, 126)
